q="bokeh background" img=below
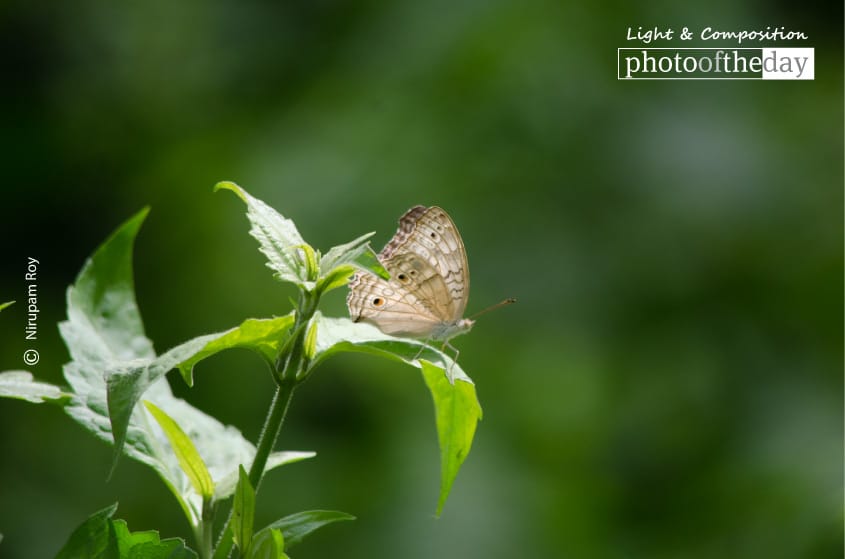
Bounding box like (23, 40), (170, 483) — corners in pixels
(1, 1), (842, 557)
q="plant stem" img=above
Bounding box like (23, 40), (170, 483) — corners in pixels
(212, 290), (317, 559)
(200, 522), (213, 559)
(198, 498), (214, 559)
(212, 380), (296, 559)
(249, 378), (296, 491)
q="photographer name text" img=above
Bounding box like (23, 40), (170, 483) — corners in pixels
(25, 257), (39, 340)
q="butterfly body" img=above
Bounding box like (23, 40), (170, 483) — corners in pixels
(347, 205), (473, 344)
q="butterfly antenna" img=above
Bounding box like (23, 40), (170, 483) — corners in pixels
(469, 297), (516, 320)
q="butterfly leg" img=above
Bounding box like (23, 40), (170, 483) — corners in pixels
(412, 342), (427, 361)
(411, 339), (460, 373)
(412, 338), (455, 373)
(440, 341), (460, 375)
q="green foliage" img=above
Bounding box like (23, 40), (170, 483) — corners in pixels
(2, 3), (840, 556)
(0, 371), (69, 404)
(214, 182), (311, 287)
(215, 181), (389, 294)
(0, 300), (14, 312)
(219, 183), (482, 514)
(143, 401), (215, 500)
(317, 231), (389, 295)
(232, 466), (256, 555)
(248, 528), (288, 559)
(421, 360), (482, 516)
(1, 185), (484, 557)
(258, 510), (356, 550)
(308, 313), (482, 513)
(54, 209), (314, 532)
(55, 503), (197, 559)
(175, 315), (296, 387)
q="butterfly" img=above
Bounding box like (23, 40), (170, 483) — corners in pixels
(347, 205), (513, 359)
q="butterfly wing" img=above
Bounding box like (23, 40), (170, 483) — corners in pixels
(347, 205), (470, 337)
(346, 259), (443, 337)
(393, 206), (469, 320)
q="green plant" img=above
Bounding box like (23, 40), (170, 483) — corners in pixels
(0, 183), (482, 558)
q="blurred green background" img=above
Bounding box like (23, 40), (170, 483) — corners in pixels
(1, 1), (841, 557)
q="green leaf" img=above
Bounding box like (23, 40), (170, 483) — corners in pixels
(420, 360), (482, 516)
(56, 503), (197, 559)
(104, 314), (295, 465)
(314, 265), (357, 296)
(215, 181), (311, 287)
(303, 318), (318, 363)
(111, 519), (196, 558)
(232, 466), (255, 555)
(143, 401), (215, 499)
(309, 314), (481, 515)
(248, 528), (288, 559)
(58, 210), (311, 529)
(55, 503), (118, 559)
(260, 510), (355, 550)
(317, 231), (388, 296)
(57, 208), (154, 472)
(298, 243), (320, 282)
(175, 315), (295, 386)
(320, 231), (376, 273)
(104, 343), (206, 476)
(216, 181), (388, 294)
(112, 519), (156, 550)
(63, 208), (155, 364)
(0, 371), (70, 403)
(310, 313), (471, 384)
(0, 300), (14, 312)
(320, 231), (388, 283)
(63, 360), (312, 528)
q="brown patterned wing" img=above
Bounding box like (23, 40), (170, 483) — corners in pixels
(346, 205), (470, 338)
(345, 259), (442, 337)
(391, 206), (469, 320)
